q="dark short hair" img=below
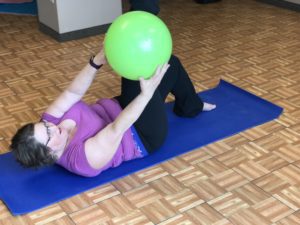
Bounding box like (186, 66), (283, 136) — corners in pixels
(10, 123), (57, 168)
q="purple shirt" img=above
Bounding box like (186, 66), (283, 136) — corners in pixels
(42, 99), (147, 177)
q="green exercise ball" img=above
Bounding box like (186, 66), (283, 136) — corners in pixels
(104, 11), (172, 80)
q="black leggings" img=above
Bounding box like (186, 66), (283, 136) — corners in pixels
(117, 55), (204, 153)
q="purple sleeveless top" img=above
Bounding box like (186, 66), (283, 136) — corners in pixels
(41, 99), (147, 177)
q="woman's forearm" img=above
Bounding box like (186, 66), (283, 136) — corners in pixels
(67, 64), (98, 96)
(68, 53), (105, 97)
(111, 64), (170, 136)
(112, 92), (152, 135)
(45, 52), (106, 117)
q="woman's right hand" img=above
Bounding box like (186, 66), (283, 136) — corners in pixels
(139, 63), (170, 99)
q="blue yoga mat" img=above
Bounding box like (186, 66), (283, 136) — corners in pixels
(0, 80), (283, 215)
(0, 0), (37, 16)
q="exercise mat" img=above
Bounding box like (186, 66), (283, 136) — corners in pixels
(0, 80), (283, 215)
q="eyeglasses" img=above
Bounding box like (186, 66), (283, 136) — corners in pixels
(42, 120), (51, 146)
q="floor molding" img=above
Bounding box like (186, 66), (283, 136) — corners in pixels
(39, 23), (110, 42)
(258, 0), (300, 12)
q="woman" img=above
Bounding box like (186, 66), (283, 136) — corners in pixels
(10, 47), (215, 177)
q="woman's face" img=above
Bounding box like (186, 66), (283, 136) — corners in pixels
(34, 121), (69, 151)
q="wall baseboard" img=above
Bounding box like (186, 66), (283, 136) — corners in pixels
(258, 0), (300, 12)
(39, 23), (110, 42)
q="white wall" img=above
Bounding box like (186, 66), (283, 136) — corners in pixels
(37, 0), (122, 33)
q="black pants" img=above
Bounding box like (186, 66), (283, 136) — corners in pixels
(117, 55), (204, 153)
(129, 0), (160, 15)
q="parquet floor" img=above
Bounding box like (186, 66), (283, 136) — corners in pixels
(0, 0), (300, 224)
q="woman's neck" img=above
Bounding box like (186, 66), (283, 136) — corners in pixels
(55, 119), (77, 159)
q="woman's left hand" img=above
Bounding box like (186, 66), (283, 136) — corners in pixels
(139, 63), (170, 99)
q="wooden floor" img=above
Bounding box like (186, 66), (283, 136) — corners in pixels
(1, 0), (300, 224)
